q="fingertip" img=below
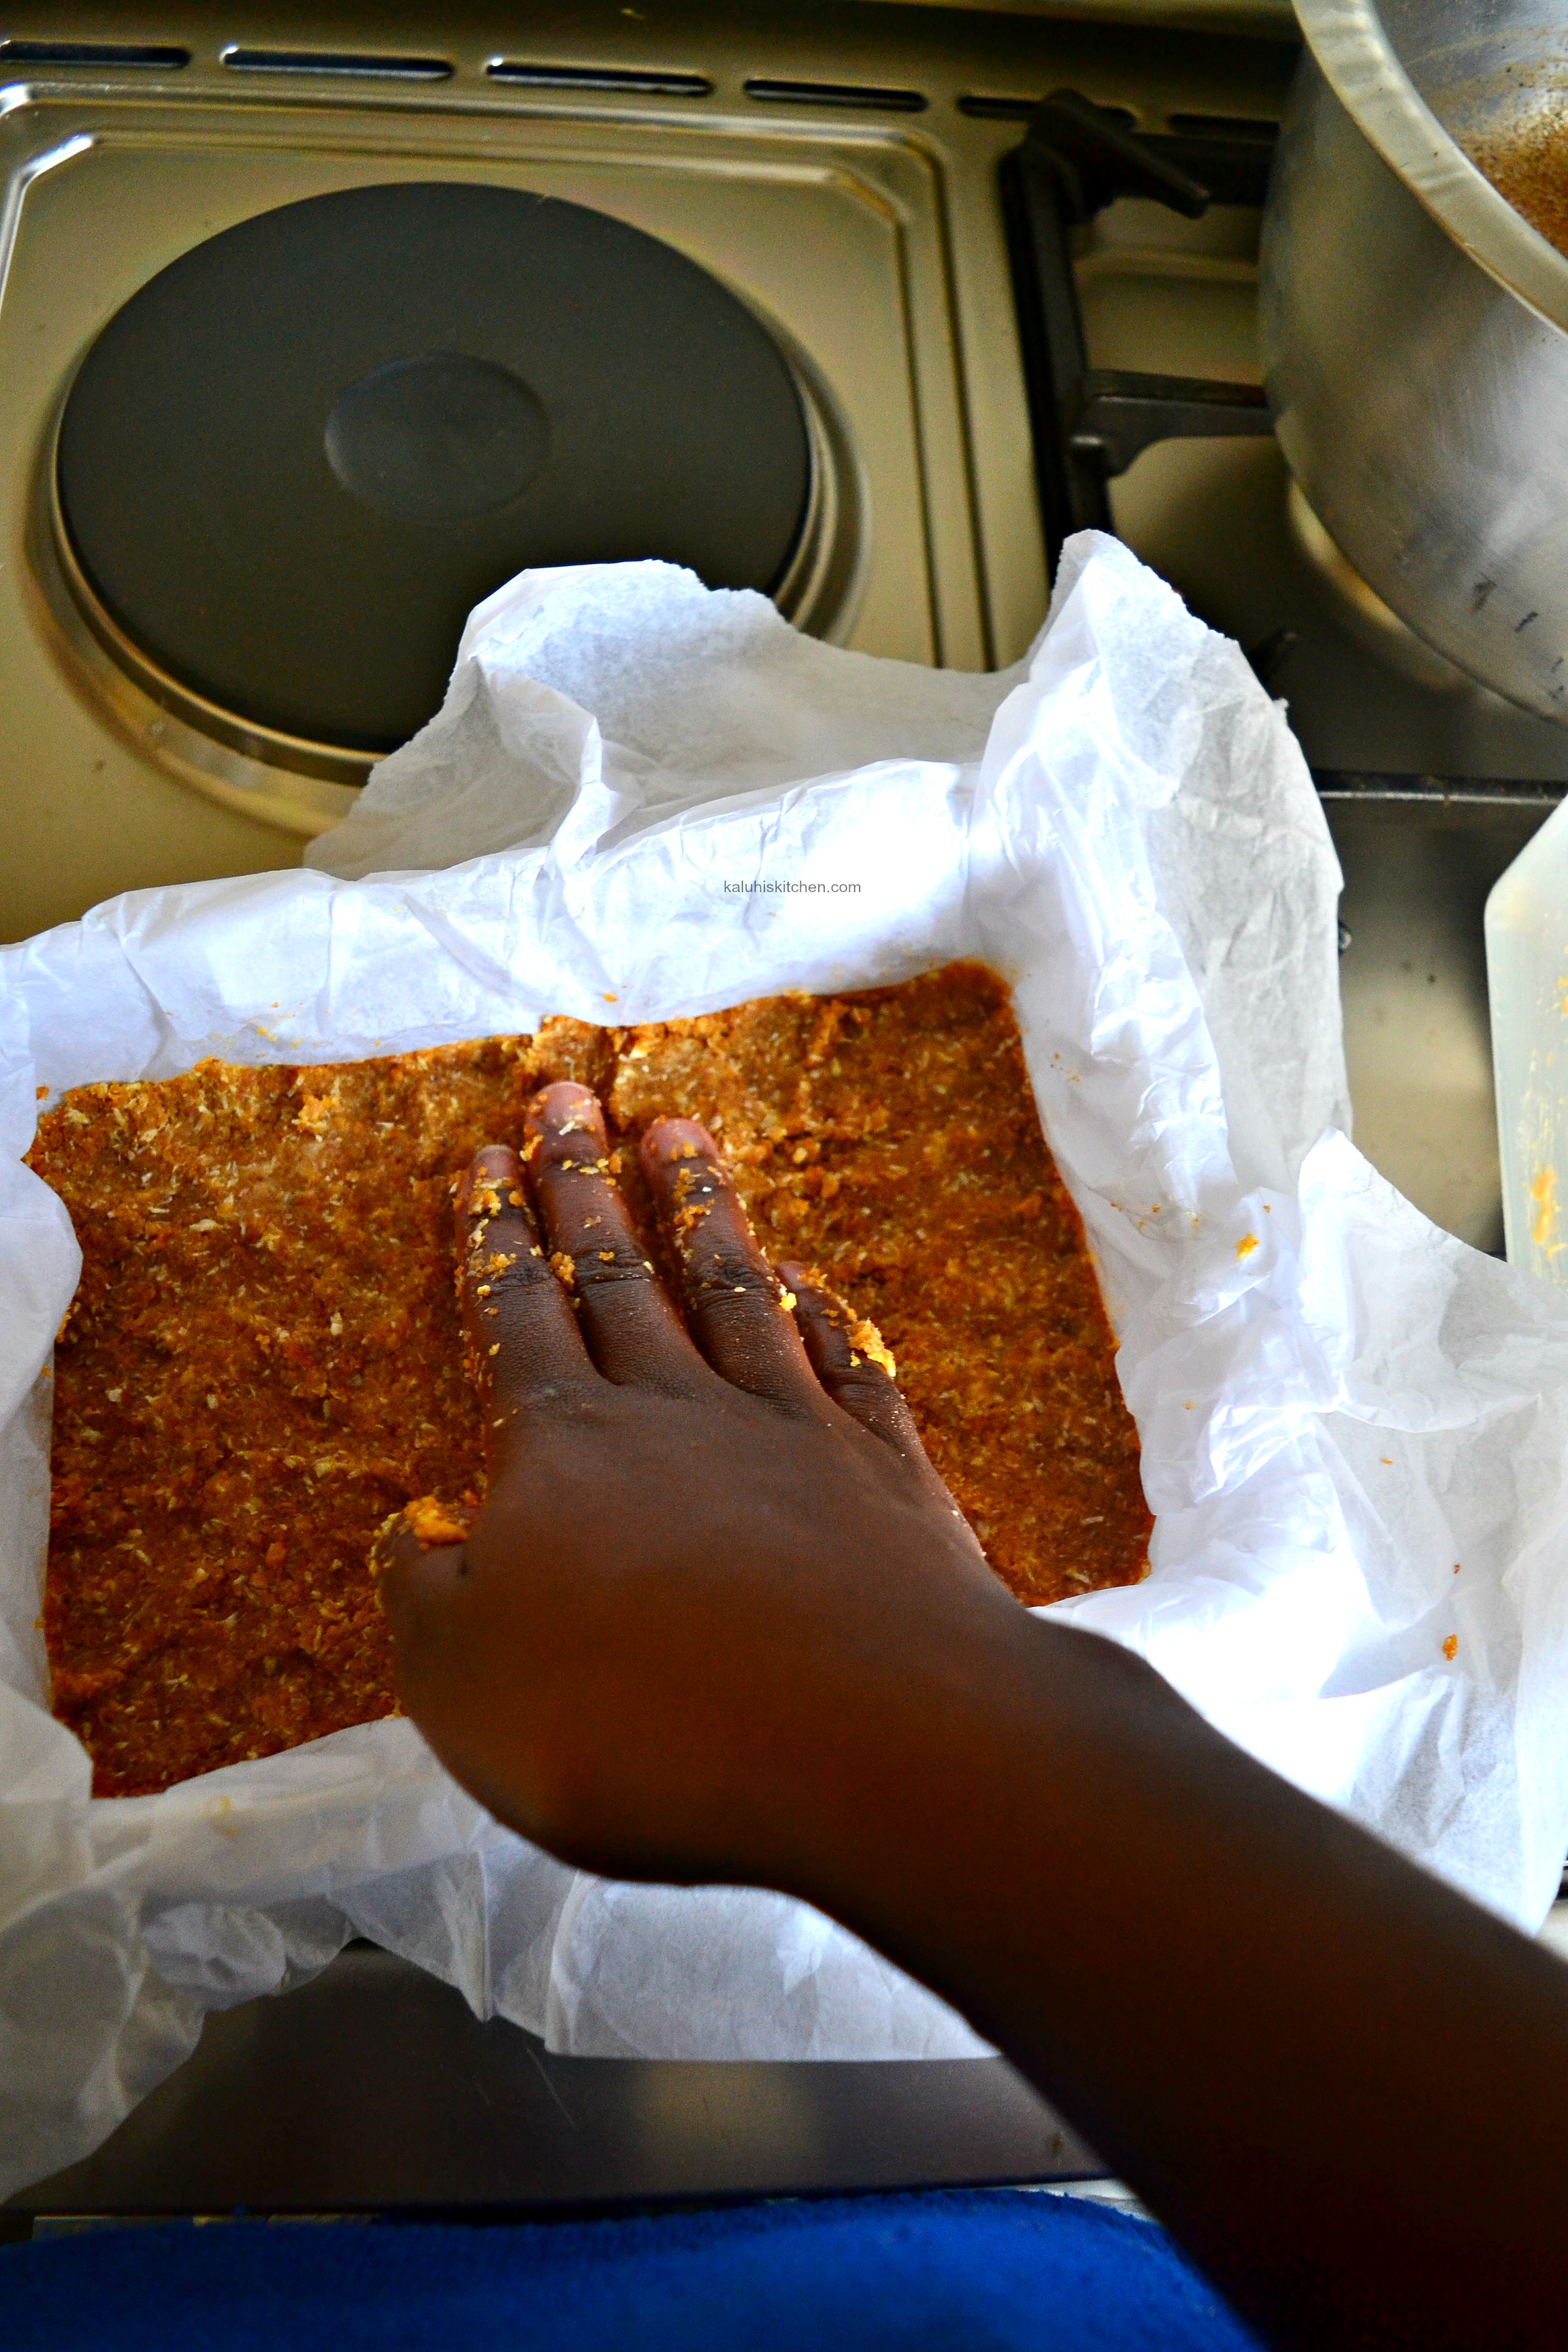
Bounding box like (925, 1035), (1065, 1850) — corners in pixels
(779, 1265), (902, 1403)
(777, 1262), (846, 1341)
(638, 1115), (720, 1179)
(526, 1080), (606, 1141)
(779, 1267), (826, 1346)
(777, 1260), (832, 1313)
(372, 1501), (470, 1624)
(459, 1141), (523, 1214)
(370, 1514), (421, 1586)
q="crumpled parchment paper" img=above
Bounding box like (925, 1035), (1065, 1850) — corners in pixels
(4, 533), (1566, 2202)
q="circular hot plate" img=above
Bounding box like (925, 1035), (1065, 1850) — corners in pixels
(55, 182), (813, 755)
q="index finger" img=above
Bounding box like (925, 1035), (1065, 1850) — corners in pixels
(457, 1143), (595, 1447)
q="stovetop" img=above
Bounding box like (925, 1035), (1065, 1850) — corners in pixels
(0, 6), (1289, 915)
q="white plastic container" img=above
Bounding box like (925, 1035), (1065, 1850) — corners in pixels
(1486, 794), (1568, 1282)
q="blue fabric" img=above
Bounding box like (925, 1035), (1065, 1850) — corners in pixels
(5, 2187), (1260, 2350)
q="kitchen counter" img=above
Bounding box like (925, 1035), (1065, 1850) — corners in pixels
(14, 1882), (1568, 2223)
(4, 1944), (1096, 2219)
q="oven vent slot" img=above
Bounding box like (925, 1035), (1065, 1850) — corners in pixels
(485, 61), (713, 97)
(220, 48), (454, 81)
(960, 95), (1136, 129)
(0, 39), (190, 69)
(744, 78), (926, 113)
(1164, 112), (1279, 141)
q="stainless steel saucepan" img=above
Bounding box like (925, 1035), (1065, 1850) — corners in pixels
(1261, 0), (1568, 723)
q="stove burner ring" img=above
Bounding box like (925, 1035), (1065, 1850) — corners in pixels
(44, 181), (859, 817)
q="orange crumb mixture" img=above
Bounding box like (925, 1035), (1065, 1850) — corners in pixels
(29, 1040), (529, 1796)
(532, 962), (1152, 1612)
(31, 964), (1149, 1799)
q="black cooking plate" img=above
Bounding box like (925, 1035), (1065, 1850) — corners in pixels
(56, 181), (812, 753)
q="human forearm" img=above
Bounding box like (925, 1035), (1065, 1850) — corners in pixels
(796, 1603), (1568, 2352)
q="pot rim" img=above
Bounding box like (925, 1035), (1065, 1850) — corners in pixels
(1293, 0), (1568, 336)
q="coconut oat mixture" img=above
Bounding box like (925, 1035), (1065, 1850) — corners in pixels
(30, 964), (1149, 1795)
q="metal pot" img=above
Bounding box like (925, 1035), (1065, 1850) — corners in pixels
(1260, 1), (1568, 723)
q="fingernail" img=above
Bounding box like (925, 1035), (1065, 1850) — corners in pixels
(640, 1117), (718, 1175)
(465, 1144), (517, 1207)
(526, 1081), (604, 1139)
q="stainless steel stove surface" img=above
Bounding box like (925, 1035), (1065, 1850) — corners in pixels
(4, 0), (1563, 2223)
(1, 1), (1305, 880)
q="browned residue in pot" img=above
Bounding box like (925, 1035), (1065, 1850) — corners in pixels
(1468, 112), (1568, 257)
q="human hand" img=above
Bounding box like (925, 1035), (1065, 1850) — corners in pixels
(375, 1079), (1024, 1893)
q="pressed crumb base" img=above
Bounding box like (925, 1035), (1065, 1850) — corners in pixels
(30, 964), (1150, 1797)
(30, 1039), (530, 1796)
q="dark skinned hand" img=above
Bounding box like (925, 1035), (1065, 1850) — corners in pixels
(376, 1079), (1026, 1894)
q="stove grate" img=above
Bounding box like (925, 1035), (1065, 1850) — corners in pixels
(1002, 91), (1276, 577)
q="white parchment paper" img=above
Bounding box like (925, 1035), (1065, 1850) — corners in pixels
(4, 534), (1568, 2199)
